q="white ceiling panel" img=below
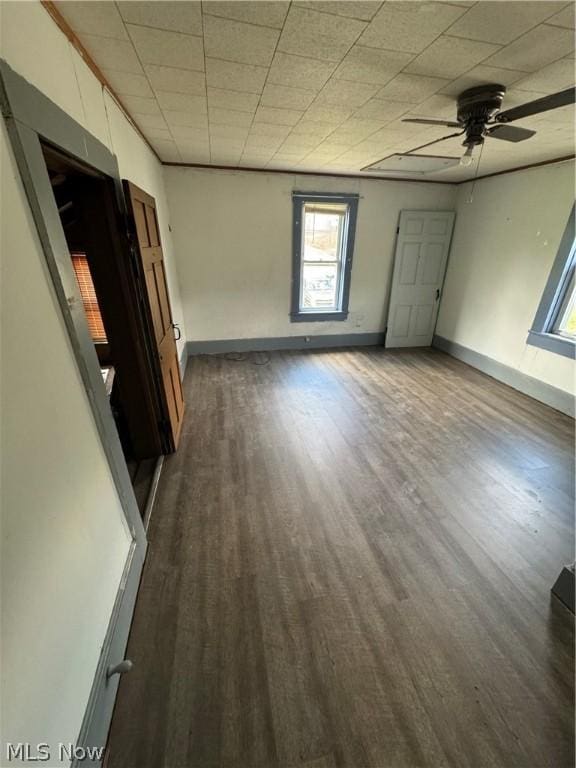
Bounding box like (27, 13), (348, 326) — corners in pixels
(203, 14), (279, 67)
(49, 0), (575, 180)
(334, 47), (414, 85)
(445, 2), (567, 45)
(118, 1), (203, 36)
(127, 24), (205, 70)
(294, 2), (383, 22)
(484, 24), (575, 72)
(406, 36), (501, 79)
(203, 1), (290, 29)
(205, 58), (268, 93)
(277, 7), (366, 62)
(145, 64), (206, 95)
(55, 1), (128, 39)
(359, 2), (468, 54)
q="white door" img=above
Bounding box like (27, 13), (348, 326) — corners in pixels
(386, 210), (455, 348)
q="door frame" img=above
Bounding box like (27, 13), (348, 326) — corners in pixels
(0, 60), (147, 765)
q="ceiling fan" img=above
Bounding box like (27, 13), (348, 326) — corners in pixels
(401, 83), (576, 166)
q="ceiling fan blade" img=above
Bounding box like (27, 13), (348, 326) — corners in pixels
(495, 87), (575, 123)
(402, 118), (462, 127)
(487, 124), (536, 142)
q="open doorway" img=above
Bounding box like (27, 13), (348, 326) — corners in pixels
(42, 142), (173, 515)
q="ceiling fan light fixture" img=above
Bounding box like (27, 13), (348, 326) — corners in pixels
(460, 145), (476, 167)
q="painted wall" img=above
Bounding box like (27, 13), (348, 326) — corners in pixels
(0, 1), (182, 763)
(165, 166), (458, 342)
(436, 161), (575, 395)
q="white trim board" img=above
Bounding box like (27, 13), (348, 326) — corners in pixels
(433, 335), (574, 418)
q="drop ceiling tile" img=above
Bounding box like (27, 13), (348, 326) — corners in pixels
(328, 118), (384, 142)
(210, 124), (250, 140)
(150, 139), (181, 161)
(206, 58), (268, 94)
(445, 2), (567, 45)
(135, 113), (169, 131)
(439, 66), (529, 97)
(304, 104), (354, 123)
(118, 1), (203, 36)
(210, 138), (246, 152)
(154, 92), (206, 114)
(170, 125), (210, 141)
(163, 110), (209, 128)
(353, 98), (411, 122)
(208, 88), (260, 113)
(315, 79), (380, 107)
(409, 94), (457, 119)
(281, 133), (323, 150)
(203, 2), (290, 29)
(177, 148), (211, 163)
(294, 2), (382, 21)
(511, 58), (576, 94)
(209, 107), (254, 127)
(145, 127), (173, 142)
(127, 24), (204, 71)
(291, 121), (339, 140)
(277, 7), (366, 63)
(546, 5), (575, 29)
(376, 74), (450, 103)
(268, 53), (337, 91)
(484, 24), (574, 72)
(120, 95), (162, 116)
(308, 142), (350, 157)
(244, 134), (285, 150)
(81, 35), (143, 74)
(406, 37), (501, 79)
(145, 65), (206, 96)
(55, 1), (128, 39)
(359, 2), (467, 54)
(203, 15), (279, 67)
(255, 106), (304, 126)
(334, 47), (413, 85)
(261, 84), (316, 111)
(249, 123), (293, 139)
(103, 70), (154, 98)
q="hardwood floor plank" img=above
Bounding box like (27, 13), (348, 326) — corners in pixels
(106, 348), (574, 768)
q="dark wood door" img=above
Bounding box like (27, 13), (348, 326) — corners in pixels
(124, 181), (184, 450)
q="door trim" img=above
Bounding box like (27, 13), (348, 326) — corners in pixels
(0, 60), (147, 765)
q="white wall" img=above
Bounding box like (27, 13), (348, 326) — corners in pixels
(0, 2), (183, 763)
(165, 167), (458, 341)
(436, 161), (575, 395)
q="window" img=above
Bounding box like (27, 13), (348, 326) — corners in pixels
(528, 205), (576, 359)
(71, 253), (108, 343)
(291, 193), (358, 322)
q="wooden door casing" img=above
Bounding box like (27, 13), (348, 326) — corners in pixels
(124, 181), (184, 451)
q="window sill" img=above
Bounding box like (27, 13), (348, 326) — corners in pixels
(527, 330), (576, 359)
(290, 311), (348, 323)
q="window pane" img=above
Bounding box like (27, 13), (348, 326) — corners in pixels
(303, 204), (346, 262)
(557, 282), (576, 337)
(302, 263), (338, 310)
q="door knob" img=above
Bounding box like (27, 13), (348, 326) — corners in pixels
(106, 659), (133, 679)
(172, 323), (182, 341)
(435, 289), (441, 301)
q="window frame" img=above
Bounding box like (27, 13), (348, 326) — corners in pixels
(527, 204), (576, 359)
(290, 192), (359, 323)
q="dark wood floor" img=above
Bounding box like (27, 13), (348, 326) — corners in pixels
(106, 348), (575, 768)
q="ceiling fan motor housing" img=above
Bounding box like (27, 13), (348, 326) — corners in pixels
(457, 84), (507, 146)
